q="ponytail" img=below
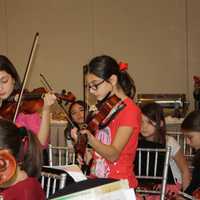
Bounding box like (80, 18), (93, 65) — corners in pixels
(119, 71), (136, 99)
(18, 127), (42, 178)
(86, 55), (136, 99)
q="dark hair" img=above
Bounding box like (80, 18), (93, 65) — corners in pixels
(68, 100), (88, 123)
(141, 102), (166, 145)
(181, 111), (200, 168)
(0, 119), (42, 178)
(0, 55), (21, 91)
(85, 55), (136, 99)
(64, 100), (88, 140)
(181, 111), (200, 132)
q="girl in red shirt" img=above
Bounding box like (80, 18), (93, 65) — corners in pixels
(71, 55), (141, 188)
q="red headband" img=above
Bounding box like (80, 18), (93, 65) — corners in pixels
(119, 62), (128, 71)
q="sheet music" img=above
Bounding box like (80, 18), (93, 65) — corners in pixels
(46, 165), (87, 182)
(97, 188), (136, 200)
(50, 179), (136, 200)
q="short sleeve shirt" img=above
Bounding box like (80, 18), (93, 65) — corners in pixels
(15, 112), (49, 148)
(0, 177), (45, 200)
(90, 97), (141, 188)
(166, 135), (182, 183)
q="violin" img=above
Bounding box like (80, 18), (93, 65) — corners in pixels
(75, 95), (126, 157)
(0, 150), (16, 185)
(0, 87), (76, 120)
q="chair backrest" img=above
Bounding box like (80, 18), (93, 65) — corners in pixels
(167, 131), (194, 169)
(167, 131), (194, 157)
(40, 167), (68, 199)
(135, 146), (171, 200)
(166, 122), (194, 164)
(48, 144), (76, 166)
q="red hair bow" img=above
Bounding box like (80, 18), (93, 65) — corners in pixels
(119, 62), (128, 71)
(193, 76), (200, 87)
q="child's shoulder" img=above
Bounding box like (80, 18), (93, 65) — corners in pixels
(166, 135), (181, 155)
(0, 177), (41, 194)
(123, 97), (140, 112)
(14, 177), (40, 188)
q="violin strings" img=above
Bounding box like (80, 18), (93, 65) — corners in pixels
(40, 73), (53, 91)
(40, 78), (49, 92)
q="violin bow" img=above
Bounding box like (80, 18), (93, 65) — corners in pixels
(83, 65), (89, 123)
(13, 32), (39, 123)
(39, 73), (75, 127)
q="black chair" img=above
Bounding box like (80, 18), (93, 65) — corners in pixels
(40, 166), (74, 199)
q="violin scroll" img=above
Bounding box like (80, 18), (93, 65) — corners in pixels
(0, 150), (16, 185)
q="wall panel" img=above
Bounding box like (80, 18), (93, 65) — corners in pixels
(0, 0), (199, 110)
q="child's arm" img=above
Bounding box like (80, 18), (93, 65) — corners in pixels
(174, 149), (191, 190)
(80, 126), (134, 162)
(37, 93), (56, 145)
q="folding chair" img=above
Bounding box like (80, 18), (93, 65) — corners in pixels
(178, 191), (196, 200)
(40, 167), (69, 199)
(48, 144), (76, 166)
(166, 122), (194, 162)
(135, 146), (171, 200)
(167, 131), (194, 169)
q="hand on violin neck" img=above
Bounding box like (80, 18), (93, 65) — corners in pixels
(79, 129), (93, 145)
(43, 92), (56, 110)
(71, 127), (93, 145)
(71, 127), (79, 143)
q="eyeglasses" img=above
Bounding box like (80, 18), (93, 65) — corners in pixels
(88, 80), (105, 91)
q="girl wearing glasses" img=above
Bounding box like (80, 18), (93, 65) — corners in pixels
(71, 55), (141, 188)
(0, 55), (56, 164)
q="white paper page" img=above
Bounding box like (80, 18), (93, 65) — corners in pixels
(44, 165), (87, 182)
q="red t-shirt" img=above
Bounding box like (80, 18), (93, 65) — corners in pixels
(90, 98), (141, 188)
(0, 177), (45, 200)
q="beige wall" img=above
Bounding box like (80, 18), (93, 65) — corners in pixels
(187, 1), (200, 109)
(0, 0), (200, 110)
(0, 0), (7, 53)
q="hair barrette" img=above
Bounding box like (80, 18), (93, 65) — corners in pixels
(119, 62), (128, 71)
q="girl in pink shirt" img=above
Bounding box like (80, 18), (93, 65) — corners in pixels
(0, 55), (56, 164)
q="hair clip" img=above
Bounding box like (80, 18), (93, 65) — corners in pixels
(18, 127), (28, 138)
(119, 62), (128, 71)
